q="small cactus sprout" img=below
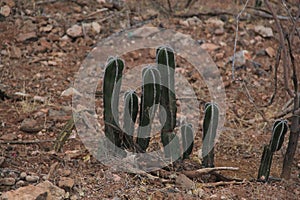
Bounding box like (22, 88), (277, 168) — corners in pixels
(181, 123), (194, 159)
(269, 119), (288, 152)
(156, 46), (177, 158)
(202, 102), (219, 168)
(163, 132), (181, 163)
(103, 56), (124, 148)
(123, 90), (139, 150)
(258, 119), (288, 181)
(136, 66), (161, 152)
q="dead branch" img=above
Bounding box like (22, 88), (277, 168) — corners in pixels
(265, 0), (293, 97)
(200, 180), (245, 188)
(182, 167), (239, 179)
(0, 139), (55, 144)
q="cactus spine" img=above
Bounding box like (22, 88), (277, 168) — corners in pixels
(123, 90), (139, 150)
(202, 102), (219, 167)
(181, 123), (194, 159)
(103, 57), (124, 148)
(156, 46), (178, 159)
(136, 66), (161, 152)
(258, 119), (288, 181)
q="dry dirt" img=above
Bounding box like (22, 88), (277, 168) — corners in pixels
(0, 0), (300, 199)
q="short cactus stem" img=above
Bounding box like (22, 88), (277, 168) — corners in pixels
(103, 57), (124, 149)
(257, 119), (288, 181)
(181, 123), (194, 159)
(123, 90), (139, 151)
(156, 45), (177, 158)
(202, 102), (219, 168)
(136, 66), (161, 152)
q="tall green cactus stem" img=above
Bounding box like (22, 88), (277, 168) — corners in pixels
(156, 46), (177, 159)
(136, 66), (161, 152)
(103, 57), (124, 148)
(123, 90), (139, 150)
(181, 123), (194, 159)
(258, 119), (288, 181)
(202, 102), (219, 168)
(163, 132), (181, 163)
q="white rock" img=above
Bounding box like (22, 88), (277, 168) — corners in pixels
(0, 5), (11, 17)
(92, 22), (101, 33)
(61, 87), (82, 97)
(205, 18), (224, 29)
(66, 24), (82, 38)
(254, 25), (274, 38)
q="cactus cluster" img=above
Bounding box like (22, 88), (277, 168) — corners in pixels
(257, 119), (288, 181)
(102, 46), (194, 161)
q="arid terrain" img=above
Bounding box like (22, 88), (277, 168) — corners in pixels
(0, 0), (299, 199)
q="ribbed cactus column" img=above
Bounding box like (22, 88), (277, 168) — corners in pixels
(202, 102), (219, 167)
(258, 119), (288, 181)
(123, 90), (139, 150)
(156, 46), (178, 161)
(136, 66), (161, 152)
(181, 123), (194, 159)
(103, 57), (124, 149)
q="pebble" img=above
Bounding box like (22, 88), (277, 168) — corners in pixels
(0, 5), (11, 17)
(15, 180), (26, 187)
(66, 24), (83, 38)
(91, 22), (101, 33)
(265, 47), (275, 57)
(58, 177), (75, 189)
(200, 43), (220, 51)
(17, 32), (38, 42)
(254, 25), (274, 38)
(25, 175), (40, 182)
(0, 177), (16, 186)
(175, 174), (195, 190)
(20, 172), (27, 179)
(20, 118), (43, 134)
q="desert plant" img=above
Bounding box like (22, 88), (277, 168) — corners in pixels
(202, 102), (219, 168)
(102, 46), (194, 162)
(103, 56), (124, 148)
(136, 66), (161, 152)
(181, 123), (194, 159)
(123, 90), (139, 150)
(257, 119), (288, 181)
(156, 46), (179, 160)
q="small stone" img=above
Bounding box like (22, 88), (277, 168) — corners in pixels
(175, 174), (195, 190)
(58, 177), (75, 189)
(17, 32), (37, 42)
(179, 19), (189, 27)
(214, 28), (224, 35)
(0, 5), (11, 17)
(61, 87), (82, 97)
(186, 16), (202, 26)
(33, 95), (46, 103)
(0, 177), (16, 186)
(265, 47), (275, 57)
(66, 24), (82, 38)
(0, 133), (17, 141)
(48, 60), (58, 66)
(91, 22), (101, 33)
(205, 18), (224, 29)
(254, 25), (274, 38)
(200, 43), (220, 51)
(26, 175), (40, 182)
(39, 24), (53, 32)
(61, 169), (71, 177)
(20, 172), (27, 179)
(16, 180), (26, 187)
(20, 119), (43, 134)
(229, 50), (251, 67)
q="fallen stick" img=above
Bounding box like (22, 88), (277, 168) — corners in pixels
(182, 167), (239, 179)
(200, 180), (245, 188)
(0, 139), (55, 144)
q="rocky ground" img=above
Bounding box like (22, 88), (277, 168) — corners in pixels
(0, 0), (300, 199)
